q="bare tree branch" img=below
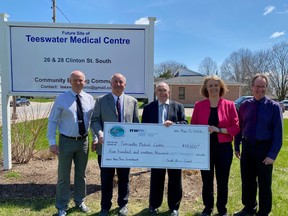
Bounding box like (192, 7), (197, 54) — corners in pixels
(198, 57), (218, 75)
(154, 61), (187, 78)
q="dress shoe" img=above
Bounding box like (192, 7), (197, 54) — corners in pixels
(57, 209), (67, 216)
(149, 207), (159, 215)
(170, 210), (179, 216)
(234, 209), (256, 216)
(215, 212), (228, 216)
(78, 202), (91, 213)
(100, 209), (109, 216)
(255, 212), (268, 216)
(200, 213), (211, 216)
(118, 205), (128, 216)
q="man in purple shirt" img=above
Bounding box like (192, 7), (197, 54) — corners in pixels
(234, 74), (283, 216)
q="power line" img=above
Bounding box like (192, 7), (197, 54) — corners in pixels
(56, 5), (71, 23)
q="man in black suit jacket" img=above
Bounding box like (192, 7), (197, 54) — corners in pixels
(142, 82), (187, 216)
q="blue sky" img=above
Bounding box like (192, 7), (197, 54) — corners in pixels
(1, 0), (287, 71)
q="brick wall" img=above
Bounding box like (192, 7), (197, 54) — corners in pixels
(169, 84), (242, 105)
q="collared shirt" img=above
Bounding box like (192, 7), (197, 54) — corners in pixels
(112, 93), (123, 122)
(158, 100), (169, 123)
(235, 96), (283, 160)
(47, 90), (95, 145)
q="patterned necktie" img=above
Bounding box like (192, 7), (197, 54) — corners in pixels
(117, 97), (121, 122)
(76, 95), (86, 136)
(160, 104), (167, 123)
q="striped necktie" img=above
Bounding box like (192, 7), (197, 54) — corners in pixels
(117, 97), (121, 122)
(76, 95), (86, 136)
(160, 104), (167, 123)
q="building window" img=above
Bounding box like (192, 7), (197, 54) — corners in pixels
(179, 87), (185, 100)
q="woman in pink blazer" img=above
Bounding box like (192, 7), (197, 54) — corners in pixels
(191, 76), (240, 216)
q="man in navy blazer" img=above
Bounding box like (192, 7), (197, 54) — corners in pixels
(91, 73), (139, 216)
(142, 82), (187, 216)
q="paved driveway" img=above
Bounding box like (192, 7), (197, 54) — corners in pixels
(2, 104), (287, 123)
(1, 102), (53, 123)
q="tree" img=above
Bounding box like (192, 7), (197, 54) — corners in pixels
(198, 57), (218, 75)
(220, 48), (254, 82)
(154, 61), (186, 78)
(268, 41), (288, 100)
(220, 48), (263, 95)
(219, 44), (288, 98)
(159, 70), (173, 78)
(251, 49), (272, 74)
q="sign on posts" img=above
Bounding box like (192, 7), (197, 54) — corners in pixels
(7, 20), (155, 98)
(0, 15), (155, 170)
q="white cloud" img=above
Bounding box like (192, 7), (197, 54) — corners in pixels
(270, 31), (285, 38)
(277, 9), (288, 14)
(263, 5), (275, 15)
(135, 17), (160, 25)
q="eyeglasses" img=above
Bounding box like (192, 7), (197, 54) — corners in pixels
(156, 88), (168, 93)
(253, 85), (267, 89)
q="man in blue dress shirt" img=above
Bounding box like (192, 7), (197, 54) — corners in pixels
(234, 73), (283, 216)
(47, 70), (95, 216)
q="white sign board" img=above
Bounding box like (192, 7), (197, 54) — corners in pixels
(8, 23), (152, 97)
(0, 16), (155, 170)
(102, 123), (210, 170)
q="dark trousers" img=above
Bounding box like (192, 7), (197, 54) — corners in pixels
(201, 142), (233, 215)
(149, 168), (182, 211)
(98, 156), (130, 210)
(240, 139), (273, 215)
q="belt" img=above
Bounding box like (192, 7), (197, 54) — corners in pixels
(61, 134), (87, 140)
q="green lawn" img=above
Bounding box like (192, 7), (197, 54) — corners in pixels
(0, 119), (287, 215)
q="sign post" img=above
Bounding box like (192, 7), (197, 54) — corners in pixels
(0, 13), (12, 169)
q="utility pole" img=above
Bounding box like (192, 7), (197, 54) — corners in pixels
(52, 0), (56, 23)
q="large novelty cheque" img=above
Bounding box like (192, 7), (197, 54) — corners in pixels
(101, 122), (210, 170)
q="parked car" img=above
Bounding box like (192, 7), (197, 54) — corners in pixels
(10, 98), (31, 107)
(279, 100), (288, 111)
(279, 102), (285, 113)
(235, 96), (285, 113)
(234, 96), (253, 110)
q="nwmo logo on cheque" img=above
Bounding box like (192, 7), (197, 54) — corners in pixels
(109, 126), (125, 137)
(129, 129), (146, 133)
